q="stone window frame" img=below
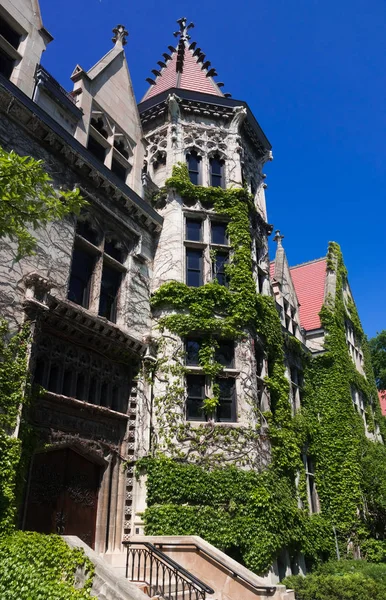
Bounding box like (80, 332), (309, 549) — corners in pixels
(185, 338), (238, 423)
(87, 103), (135, 183)
(186, 148), (202, 185)
(67, 213), (130, 325)
(208, 153), (225, 189)
(183, 211), (231, 288)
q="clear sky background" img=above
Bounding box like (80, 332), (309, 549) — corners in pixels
(39, 0), (386, 338)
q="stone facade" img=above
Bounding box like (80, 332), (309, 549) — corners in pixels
(0, 0), (380, 579)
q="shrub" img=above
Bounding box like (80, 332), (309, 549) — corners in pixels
(283, 560), (386, 600)
(0, 531), (94, 599)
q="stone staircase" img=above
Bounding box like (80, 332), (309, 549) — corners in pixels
(64, 535), (295, 600)
(103, 536), (295, 600)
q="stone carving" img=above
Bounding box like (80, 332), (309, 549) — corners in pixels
(112, 25), (128, 47)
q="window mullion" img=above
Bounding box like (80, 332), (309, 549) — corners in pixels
(89, 252), (104, 313)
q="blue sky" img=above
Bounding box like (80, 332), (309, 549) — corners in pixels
(39, 0), (386, 338)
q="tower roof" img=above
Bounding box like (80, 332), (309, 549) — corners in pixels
(141, 17), (226, 102)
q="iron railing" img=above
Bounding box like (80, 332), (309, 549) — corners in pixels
(123, 541), (214, 600)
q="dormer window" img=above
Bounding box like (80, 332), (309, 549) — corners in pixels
(88, 104), (134, 183)
(187, 150), (201, 185)
(210, 155), (224, 188)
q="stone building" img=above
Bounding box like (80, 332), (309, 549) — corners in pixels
(0, 0), (383, 588)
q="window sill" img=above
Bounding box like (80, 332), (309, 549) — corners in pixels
(187, 420), (241, 428)
(185, 366), (239, 375)
(184, 240), (206, 249)
(0, 35), (21, 61)
(113, 146), (133, 169)
(89, 125), (110, 148)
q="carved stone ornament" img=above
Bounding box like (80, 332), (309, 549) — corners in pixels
(112, 24), (128, 47)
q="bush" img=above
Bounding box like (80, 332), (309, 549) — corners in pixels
(0, 531), (94, 599)
(283, 560), (386, 600)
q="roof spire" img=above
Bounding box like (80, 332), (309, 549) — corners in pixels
(273, 230), (285, 247)
(141, 17), (226, 102)
(112, 24), (128, 48)
(173, 17), (195, 42)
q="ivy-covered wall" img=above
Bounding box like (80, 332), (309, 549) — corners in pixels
(138, 166), (386, 576)
(0, 320), (31, 534)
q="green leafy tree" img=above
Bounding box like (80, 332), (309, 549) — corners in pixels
(0, 146), (84, 258)
(369, 330), (386, 390)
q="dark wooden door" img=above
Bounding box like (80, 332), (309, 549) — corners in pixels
(24, 448), (100, 548)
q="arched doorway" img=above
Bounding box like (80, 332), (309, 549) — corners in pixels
(24, 447), (102, 548)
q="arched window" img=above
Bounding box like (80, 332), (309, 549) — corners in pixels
(186, 150), (201, 185)
(209, 155), (225, 188)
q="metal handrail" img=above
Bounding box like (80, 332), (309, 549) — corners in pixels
(123, 541), (214, 597)
(155, 542), (276, 594)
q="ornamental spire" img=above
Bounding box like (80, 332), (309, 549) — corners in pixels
(273, 230), (285, 247)
(141, 17), (228, 101)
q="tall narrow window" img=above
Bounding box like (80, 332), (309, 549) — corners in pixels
(216, 378), (236, 422)
(87, 135), (107, 162)
(211, 222), (228, 245)
(186, 218), (202, 242)
(213, 252), (229, 287)
(67, 247), (95, 308)
(98, 265), (121, 322)
(186, 151), (201, 185)
(186, 249), (202, 287)
(0, 48), (15, 79)
(0, 16), (21, 80)
(215, 342), (234, 368)
(186, 374), (205, 420)
(111, 158), (127, 182)
(306, 457), (319, 514)
(186, 339), (201, 366)
(210, 156), (224, 188)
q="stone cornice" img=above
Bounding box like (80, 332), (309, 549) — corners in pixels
(24, 294), (146, 360)
(138, 87), (272, 158)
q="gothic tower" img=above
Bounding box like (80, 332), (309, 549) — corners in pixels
(133, 17), (275, 530)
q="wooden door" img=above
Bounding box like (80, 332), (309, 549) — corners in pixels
(24, 447), (100, 548)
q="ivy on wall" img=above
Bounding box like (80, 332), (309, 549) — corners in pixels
(140, 168), (386, 575)
(304, 242), (386, 553)
(0, 320), (30, 533)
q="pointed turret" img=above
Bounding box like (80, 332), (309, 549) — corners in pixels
(141, 17), (226, 101)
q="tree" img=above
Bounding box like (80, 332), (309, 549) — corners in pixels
(0, 146), (85, 259)
(369, 330), (386, 390)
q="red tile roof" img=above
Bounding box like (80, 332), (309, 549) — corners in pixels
(289, 259), (327, 331)
(141, 20), (224, 102)
(270, 258), (327, 331)
(378, 390), (386, 416)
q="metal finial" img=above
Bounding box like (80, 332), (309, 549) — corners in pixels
(174, 17), (195, 41)
(273, 230), (284, 247)
(112, 24), (128, 47)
